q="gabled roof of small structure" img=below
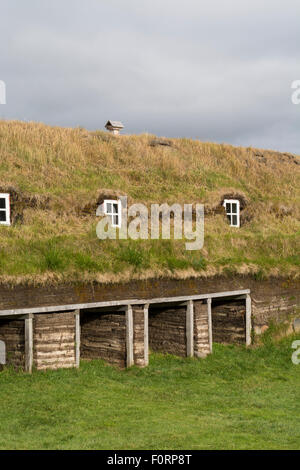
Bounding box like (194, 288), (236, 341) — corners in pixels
(105, 120), (124, 129)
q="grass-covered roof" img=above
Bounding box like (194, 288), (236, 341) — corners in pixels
(0, 120), (299, 285)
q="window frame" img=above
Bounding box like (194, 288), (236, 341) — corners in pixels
(103, 199), (122, 228)
(223, 199), (240, 228)
(0, 193), (11, 226)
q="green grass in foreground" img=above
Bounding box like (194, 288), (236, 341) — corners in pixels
(0, 336), (299, 450)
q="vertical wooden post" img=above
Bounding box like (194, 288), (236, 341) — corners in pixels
(75, 309), (80, 368)
(186, 300), (194, 357)
(25, 314), (33, 373)
(144, 304), (149, 366)
(207, 298), (213, 353)
(246, 294), (252, 346)
(126, 305), (134, 368)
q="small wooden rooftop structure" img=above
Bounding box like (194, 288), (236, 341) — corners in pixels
(105, 120), (124, 135)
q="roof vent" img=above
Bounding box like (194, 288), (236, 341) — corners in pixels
(105, 120), (124, 136)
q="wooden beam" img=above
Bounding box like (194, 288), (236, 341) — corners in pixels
(75, 309), (80, 368)
(126, 305), (134, 368)
(144, 304), (149, 367)
(0, 289), (251, 318)
(0, 315), (29, 320)
(207, 298), (213, 353)
(25, 314), (33, 373)
(186, 300), (194, 357)
(246, 294), (252, 346)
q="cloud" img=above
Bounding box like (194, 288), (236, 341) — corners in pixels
(1, 0), (300, 153)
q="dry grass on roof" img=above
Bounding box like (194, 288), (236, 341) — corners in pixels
(0, 120), (299, 284)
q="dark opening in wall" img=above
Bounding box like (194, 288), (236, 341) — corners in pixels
(80, 309), (126, 368)
(211, 298), (246, 344)
(0, 319), (25, 369)
(148, 304), (186, 357)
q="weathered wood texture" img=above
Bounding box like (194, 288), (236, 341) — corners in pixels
(246, 294), (252, 346)
(126, 306), (134, 368)
(0, 319), (25, 369)
(207, 298), (213, 352)
(80, 311), (126, 368)
(133, 306), (146, 367)
(193, 301), (210, 356)
(148, 306), (186, 357)
(186, 300), (194, 357)
(25, 315), (33, 373)
(33, 312), (76, 370)
(212, 300), (246, 344)
(75, 310), (80, 368)
(144, 305), (149, 366)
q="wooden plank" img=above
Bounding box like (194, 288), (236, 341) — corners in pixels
(0, 290), (250, 317)
(144, 304), (149, 366)
(186, 300), (194, 357)
(207, 298), (213, 353)
(126, 305), (134, 368)
(246, 294), (252, 346)
(75, 309), (80, 368)
(25, 314), (33, 373)
(132, 306), (145, 367)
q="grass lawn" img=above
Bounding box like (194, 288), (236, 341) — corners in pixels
(0, 335), (299, 450)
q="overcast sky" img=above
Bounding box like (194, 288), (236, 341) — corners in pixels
(0, 0), (300, 153)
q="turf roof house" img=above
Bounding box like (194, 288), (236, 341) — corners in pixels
(0, 189), (252, 372)
(0, 123), (299, 373)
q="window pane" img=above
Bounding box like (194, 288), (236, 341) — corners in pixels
(226, 203), (231, 213)
(232, 215), (237, 226)
(0, 198), (6, 210)
(231, 203), (237, 213)
(112, 204), (118, 214)
(0, 211), (7, 222)
(226, 214), (231, 223)
(113, 215), (119, 226)
(106, 203), (112, 213)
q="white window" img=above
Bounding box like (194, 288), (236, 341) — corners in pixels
(104, 200), (122, 228)
(0, 193), (11, 226)
(223, 199), (240, 227)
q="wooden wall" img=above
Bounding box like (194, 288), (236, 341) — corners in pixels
(133, 306), (146, 367)
(33, 312), (76, 370)
(212, 300), (246, 344)
(80, 311), (126, 368)
(0, 319), (25, 369)
(148, 305), (186, 357)
(194, 301), (210, 356)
